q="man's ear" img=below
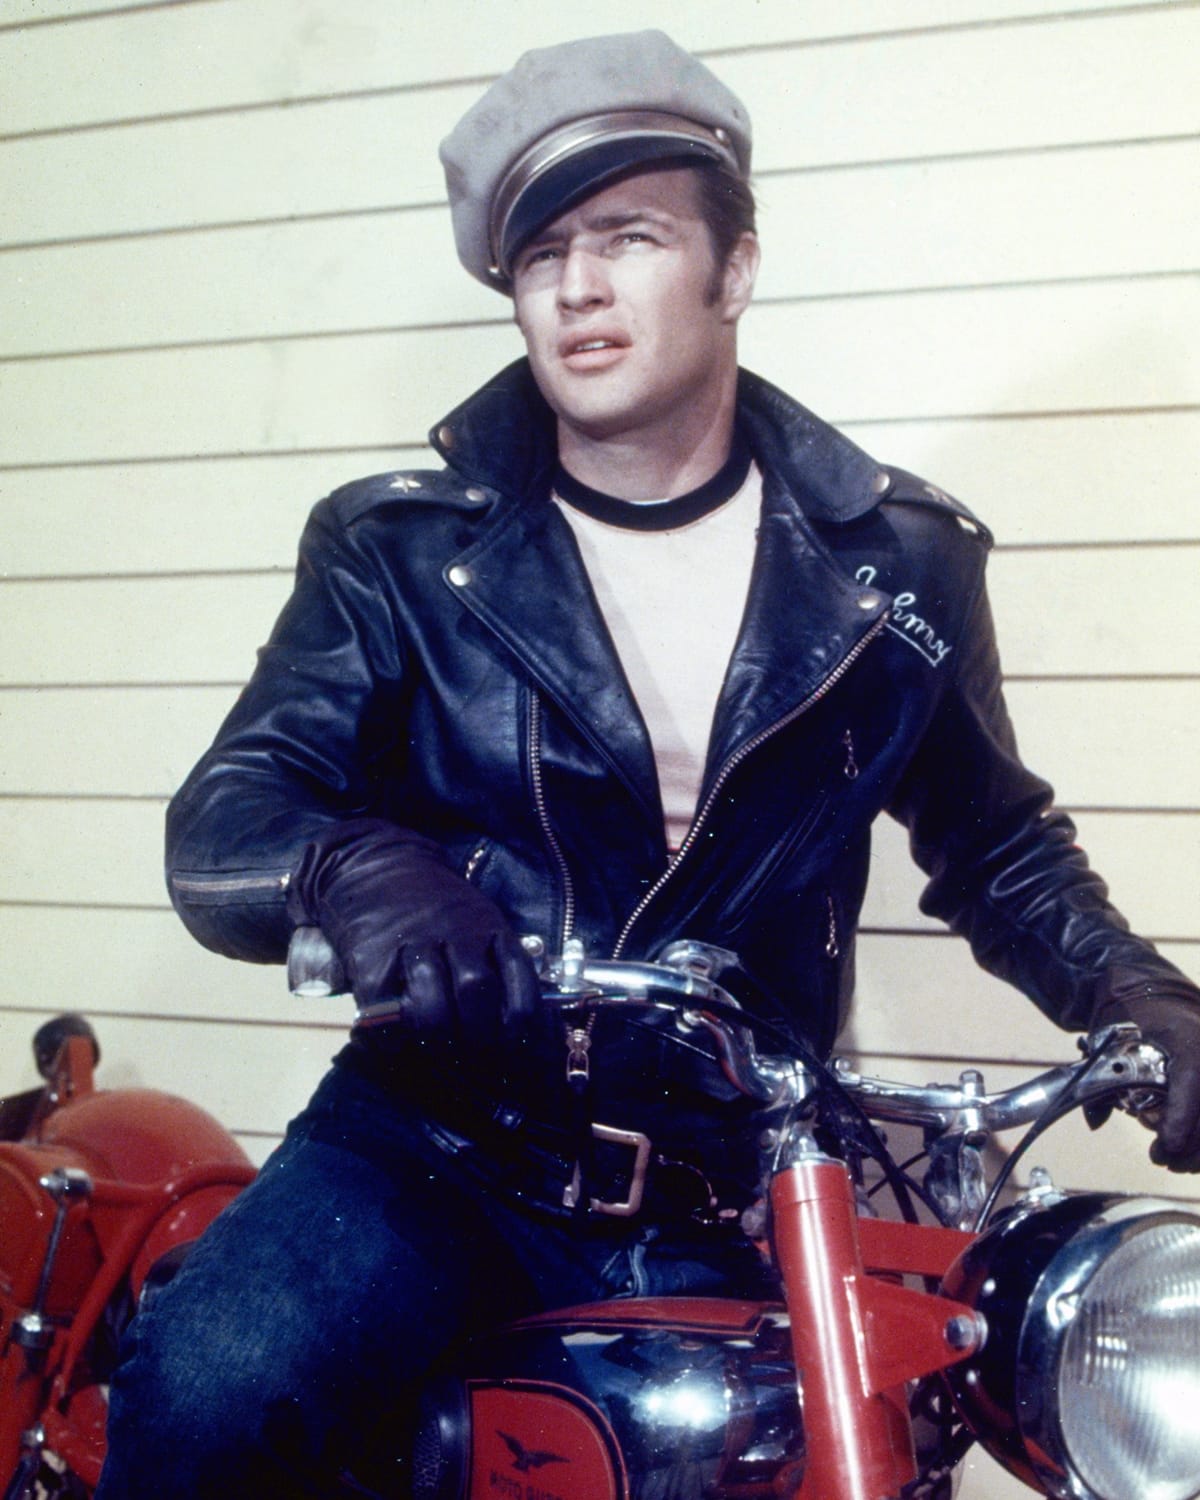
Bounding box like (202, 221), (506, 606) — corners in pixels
(720, 232), (761, 324)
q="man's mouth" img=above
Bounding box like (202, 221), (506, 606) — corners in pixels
(560, 334), (628, 367)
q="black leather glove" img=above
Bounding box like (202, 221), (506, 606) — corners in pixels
(1091, 984), (1200, 1172)
(287, 819), (540, 1055)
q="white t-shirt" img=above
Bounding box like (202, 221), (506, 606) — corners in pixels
(555, 463), (763, 850)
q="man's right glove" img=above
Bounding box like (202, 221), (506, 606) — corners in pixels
(286, 818), (540, 1057)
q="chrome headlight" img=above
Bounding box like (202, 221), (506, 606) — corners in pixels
(943, 1193), (1200, 1500)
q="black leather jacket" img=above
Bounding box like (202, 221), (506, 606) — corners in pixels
(167, 360), (1187, 1064)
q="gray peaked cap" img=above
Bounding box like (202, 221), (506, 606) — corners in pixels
(439, 30), (752, 292)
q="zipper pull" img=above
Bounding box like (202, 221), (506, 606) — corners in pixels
(842, 728), (859, 781)
(565, 1020), (593, 1085)
(825, 895), (840, 959)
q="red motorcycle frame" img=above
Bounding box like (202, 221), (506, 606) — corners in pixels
(0, 1017), (254, 1497)
(438, 1158), (983, 1500)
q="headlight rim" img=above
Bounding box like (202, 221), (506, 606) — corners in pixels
(942, 1193), (1200, 1500)
(1025, 1201), (1200, 1500)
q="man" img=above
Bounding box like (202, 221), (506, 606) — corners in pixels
(98, 30), (1200, 1500)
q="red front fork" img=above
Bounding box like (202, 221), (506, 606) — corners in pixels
(772, 1151), (979, 1500)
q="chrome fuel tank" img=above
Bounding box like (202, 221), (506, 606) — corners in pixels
(412, 1297), (804, 1500)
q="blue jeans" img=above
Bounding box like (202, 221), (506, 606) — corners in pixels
(96, 1062), (773, 1499)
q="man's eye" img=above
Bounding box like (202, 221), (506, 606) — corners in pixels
(522, 246), (561, 267)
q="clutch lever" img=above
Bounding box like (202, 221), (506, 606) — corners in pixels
(1081, 1020), (1167, 1129)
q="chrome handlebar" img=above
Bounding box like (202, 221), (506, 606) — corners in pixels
(287, 929), (1167, 1134)
(827, 1027), (1166, 1135)
(532, 944), (1167, 1129)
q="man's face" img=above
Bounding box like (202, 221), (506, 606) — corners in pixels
(511, 166), (757, 455)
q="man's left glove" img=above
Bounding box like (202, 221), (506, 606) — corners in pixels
(1092, 987), (1200, 1172)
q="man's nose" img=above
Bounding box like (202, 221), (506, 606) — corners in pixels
(557, 245), (611, 311)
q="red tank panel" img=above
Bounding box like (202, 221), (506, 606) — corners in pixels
(35, 1089), (252, 1184)
(469, 1384), (626, 1500)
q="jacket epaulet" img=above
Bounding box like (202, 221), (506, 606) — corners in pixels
(327, 469), (497, 527)
(877, 466), (993, 548)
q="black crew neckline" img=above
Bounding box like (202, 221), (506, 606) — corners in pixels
(553, 428), (753, 532)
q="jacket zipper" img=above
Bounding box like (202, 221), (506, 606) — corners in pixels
(611, 612), (889, 959)
(529, 691), (594, 1098)
(171, 871), (290, 899)
(462, 842), (489, 883)
(842, 728), (859, 780)
(825, 894), (840, 958)
(529, 689), (576, 951)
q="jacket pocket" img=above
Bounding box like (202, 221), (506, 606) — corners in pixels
(718, 790), (831, 931)
(719, 723), (867, 933)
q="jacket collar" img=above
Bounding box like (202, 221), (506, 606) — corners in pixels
(430, 358), (891, 526)
(735, 369), (892, 523)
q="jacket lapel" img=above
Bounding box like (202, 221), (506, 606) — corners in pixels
(704, 470), (890, 783)
(446, 489), (663, 823)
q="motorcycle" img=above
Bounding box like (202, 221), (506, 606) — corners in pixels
(4, 937), (1200, 1499)
(0, 1014), (255, 1499)
(308, 936), (1200, 1500)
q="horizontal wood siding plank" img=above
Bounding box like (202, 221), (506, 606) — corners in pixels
(850, 410), (1200, 549)
(0, 451), (418, 577)
(0, 206), (492, 356)
(0, 798), (178, 907)
(5, 9), (1198, 245)
(4, 411), (1197, 579)
(731, 7), (1200, 172)
(0, 82), (477, 245)
(4, 279), (1198, 466)
(1003, 679), (1200, 808)
(0, 685), (240, 795)
(0, 325), (526, 466)
(851, 931), (1200, 1060)
(738, 278), (1200, 426)
(0, 573), (297, 686)
(0, 904), (304, 1025)
(1, 797), (1194, 944)
(987, 544), (1200, 678)
(958, 1455), (1040, 1500)
(3, 544), (1196, 685)
(6, 139), (1198, 359)
(2, 679), (1197, 807)
(1, 0), (163, 28)
(1, 0), (1172, 134)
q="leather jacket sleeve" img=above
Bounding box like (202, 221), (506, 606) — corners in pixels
(166, 499), (410, 963)
(886, 573), (1199, 1030)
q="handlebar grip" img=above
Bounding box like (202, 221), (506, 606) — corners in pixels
(287, 926), (346, 997)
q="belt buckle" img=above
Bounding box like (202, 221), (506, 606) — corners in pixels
(564, 1123), (652, 1218)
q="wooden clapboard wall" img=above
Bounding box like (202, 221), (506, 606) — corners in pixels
(1, 8), (1196, 1495)
(2, 0), (1198, 1205)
